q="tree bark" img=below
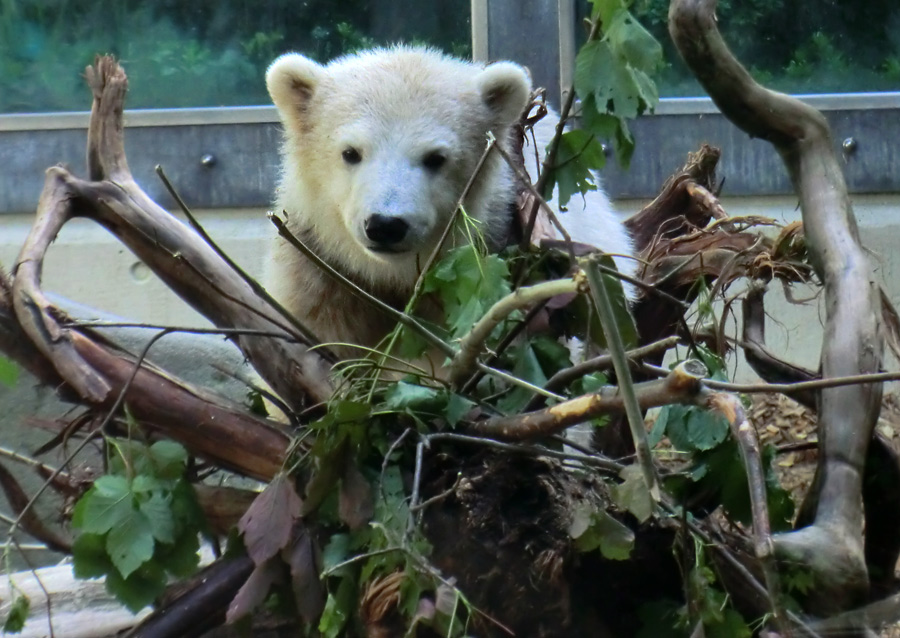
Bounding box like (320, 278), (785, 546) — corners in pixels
(670, 0), (884, 611)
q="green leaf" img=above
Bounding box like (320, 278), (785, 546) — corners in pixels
(590, 0), (626, 28)
(706, 608), (752, 638)
(157, 529), (201, 578)
(3, 594), (29, 633)
(72, 532), (113, 579)
(73, 477), (134, 534)
(105, 560), (168, 613)
(321, 533), (351, 574)
(446, 393), (475, 428)
(318, 575), (357, 638)
(648, 406), (670, 447)
(569, 503), (634, 559)
(550, 129), (607, 207)
(149, 440), (188, 480)
(383, 382), (441, 412)
(580, 98), (621, 140)
(671, 408), (729, 452)
(605, 10), (664, 74)
(424, 246), (511, 339)
(139, 491), (176, 544)
(107, 509), (155, 579)
(131, 474), (164, 494)
(330, 399), (371, 424)
(498, 341), (548, 413)
(0, 355), (19, 388)
(612, 464), (654, 523)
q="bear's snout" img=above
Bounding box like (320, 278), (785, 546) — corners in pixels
(364, 214), (410, 250)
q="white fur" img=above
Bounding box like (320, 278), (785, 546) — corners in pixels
(265, 46), (634, 355)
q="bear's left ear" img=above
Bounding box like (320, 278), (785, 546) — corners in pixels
(476, 62), (532, 127)
(266, 53), (325, 127)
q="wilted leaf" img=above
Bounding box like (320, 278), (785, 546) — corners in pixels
(238, 474), (303, 565)
(226, 558), (282, 624)
(612, 465), (654, 523)
(569, 503), (634, 559)
(339, 462), (374, 530)
(284, 527), (326, 624)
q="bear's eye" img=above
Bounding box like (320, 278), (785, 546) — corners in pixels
(422, 151), (447, 171)
(342, 147), (362, 165)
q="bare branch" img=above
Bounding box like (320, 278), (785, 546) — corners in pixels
(469, 361), (705, 441)
(670, 0), (883, 608)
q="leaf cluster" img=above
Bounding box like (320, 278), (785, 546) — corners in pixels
(71, 439), (206, 612)
(547, 0), (664, 207)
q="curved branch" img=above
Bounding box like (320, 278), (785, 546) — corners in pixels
(670, 0), (883, 611)
(78, 56), (333, 411)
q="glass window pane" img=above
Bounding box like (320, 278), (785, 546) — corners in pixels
(0, 0), (470, 114)
(576, 1), (900, 97)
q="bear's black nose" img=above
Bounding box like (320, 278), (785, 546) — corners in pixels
(364, 214), (409, 247)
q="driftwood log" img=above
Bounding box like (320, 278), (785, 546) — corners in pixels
(670, 0), (885, 613)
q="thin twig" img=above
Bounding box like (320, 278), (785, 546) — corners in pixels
(703, 390), (786, 632)
(155, 165), (327, 352)
(408, 138), (497, 309)
(642, 362), (900, 395)
(582, 256), (660, 499)
(425, 432), (624, 474)
(535, 335), (682, 406)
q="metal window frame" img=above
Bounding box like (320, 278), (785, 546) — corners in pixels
(1, 1), (898, 215)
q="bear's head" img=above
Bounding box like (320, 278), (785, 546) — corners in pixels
(266, 46), (531, 288)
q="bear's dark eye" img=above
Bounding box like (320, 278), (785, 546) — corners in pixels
(342, 147), (362, 165)
(422, 151), (447, 171)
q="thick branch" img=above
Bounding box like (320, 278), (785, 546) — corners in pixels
(77, 56), (333, 411)
(670, 0), (883, 610)
(469, 361), (704, 441)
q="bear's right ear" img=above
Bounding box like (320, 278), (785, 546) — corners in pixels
(266, 54), (325, 124)
(476, 62), (532, 128)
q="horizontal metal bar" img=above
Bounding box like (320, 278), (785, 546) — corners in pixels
(3, 91), (899, 133)
(0, 106), (279, 132)
(655, 92), (900, 115)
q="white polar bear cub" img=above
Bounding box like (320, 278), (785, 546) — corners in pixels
(265, 46), (634, 355)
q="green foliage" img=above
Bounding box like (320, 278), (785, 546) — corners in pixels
(569, 502), (634, 559)
(71, 438), (205, 612)
(0, 0), (470, 113)
(547, 0), (663, 208)
(422, 245), (512, 340)
(2, 595), (29, 634)
(633, 0), (900, 95)
(0, 355), (18, 388)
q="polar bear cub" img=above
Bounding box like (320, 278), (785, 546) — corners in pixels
(265, 46), (633, 356)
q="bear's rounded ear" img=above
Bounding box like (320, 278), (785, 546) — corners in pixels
(476, 62), (532, 127)
(266, 53), (324, 122)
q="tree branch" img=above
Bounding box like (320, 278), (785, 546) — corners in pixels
(670, 0), (883, 610)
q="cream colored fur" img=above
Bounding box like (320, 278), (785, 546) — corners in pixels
(265, 46), (634, 358)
